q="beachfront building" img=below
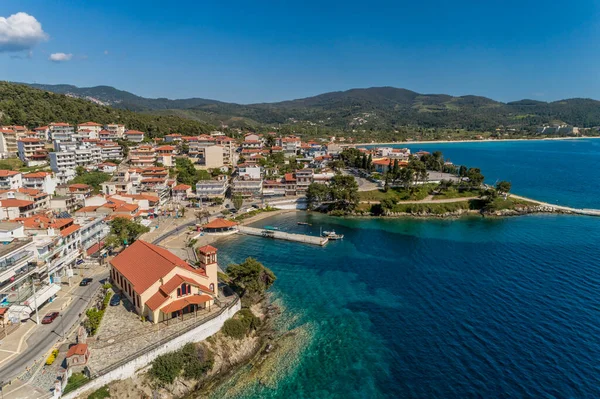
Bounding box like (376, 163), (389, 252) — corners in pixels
(109, 240), (218, 323)
(172, 184), (192, 202)
(201, 218), (238, 235)
(196, 176), (228, 200)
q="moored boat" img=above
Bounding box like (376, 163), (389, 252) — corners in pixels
(322, 230), (344, 240)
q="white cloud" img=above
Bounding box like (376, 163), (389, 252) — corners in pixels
(49, 52), (72, 62)
(0, 12), (48, 52)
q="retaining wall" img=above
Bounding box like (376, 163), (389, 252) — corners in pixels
(62, 299), (241, 398)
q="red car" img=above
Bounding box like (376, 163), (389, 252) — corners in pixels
(41, 312), (59, 324)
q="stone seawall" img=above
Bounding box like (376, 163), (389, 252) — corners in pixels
(62, 299), (241, 399)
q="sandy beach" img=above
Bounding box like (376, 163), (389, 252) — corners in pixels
(350, 136), (600, 147)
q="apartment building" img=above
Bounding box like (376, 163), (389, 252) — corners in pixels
(106, 124), (125, 138)
(99, 130), (118, 141)
(49, 152), (77, 184)
(172, 184), (192, 202)
(0, 231), (37, 308)
(77, 122), (103, 137)
(34, 126), (50, 141)
(215, 136), (236, 165)
(75, 216), (109, 255)
(124, 130), (145, 143)
(295, 168), (314, 193)
(49, 123), (74, 142)
(0, 128), (20, 157)
(17, 138), (48, 166)
(164, 134), (182, 143)
(0, 171), (23, 190)
(0, 189), (50, 213)
(22, 172), (57, 195)
(0, 199), (35, 220)
(196, 176), (228, 199)
(98, 141), (123, 160)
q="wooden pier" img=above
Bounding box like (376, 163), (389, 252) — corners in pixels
(237, 226), (329, 246)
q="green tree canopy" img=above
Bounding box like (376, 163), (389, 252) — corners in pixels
(226, 257), (276, 298)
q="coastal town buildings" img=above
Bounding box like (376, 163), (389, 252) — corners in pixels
(196, 176), (228, 200)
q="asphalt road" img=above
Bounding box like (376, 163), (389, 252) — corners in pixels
(0, 272), (109, 383)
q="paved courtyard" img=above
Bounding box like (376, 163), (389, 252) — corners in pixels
(87, 291), (236, 374)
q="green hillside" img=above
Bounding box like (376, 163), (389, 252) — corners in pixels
(0, 82), (214, 137)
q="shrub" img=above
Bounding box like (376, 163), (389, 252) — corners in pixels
(64, 372), (89, 394)
(238, 308), (260, 331)
(87, 385), (110, 399)
(222, 318), (247, 339)
(180, 343), (214, 379)
(149, 352), (184, 385)
(102, 283), (112, 290)
(45, 349), (59, 365)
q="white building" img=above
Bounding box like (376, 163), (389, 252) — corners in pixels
(22, 172), (58, 195)
(34, 126), (50, 141)
(124, 130), (145, 142)
(49, 123), (74, 142)
(77, 122), (103, 138)
(17, 138), (47, 166)
(0, 171), (23, 190)
(106, 124), (125, 138)
(49, 152), (77, 184)
(196, 177), (228, 199)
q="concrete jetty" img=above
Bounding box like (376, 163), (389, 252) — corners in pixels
(238, 226), (329, 246)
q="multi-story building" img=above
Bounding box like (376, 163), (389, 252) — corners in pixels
(231, 177), (263, 198)
(0, 171), (23, 190)
(164, 134), (182, 143)
(0, 128), (20, 157)
(124, 130), (145, 143)
(49, 152), (77, 184)
(0, 230), (37, 308)
(99, 130), (118, 141)
(295, 168), (314, 193)
(196, 176), (228, 200)
(129, 145), (156, 168)
(171, 184), (192, 202)
(98, 141), (123, 160)
(0, 199), (35, 220)
(74, 146), (102, 167)
(75, 216), (109, 255)
(198, 145), (224, 168)
(279, 137), (301, 157)
(77, 122), (102, 138)
(34, 126), (50, 141)
(215, 136), (236, 165)
(106, 124), (125, 138)
(22, 172), (57, 195)
(49, 123), (74, 142)
(17, 138), (47, 166)
(0, 189), (50, 213)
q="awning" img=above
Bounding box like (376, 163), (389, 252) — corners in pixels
(86, 242), (105, 256)
(160, 295), (213, 314)
(23, 284), (61, 308)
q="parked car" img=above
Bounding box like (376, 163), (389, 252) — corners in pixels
(110, 294), (121, 306)
(42, 312), (59, 324)
(79, 278), (93, 286)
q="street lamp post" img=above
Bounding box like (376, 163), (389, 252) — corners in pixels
(60, 314), (65, 340)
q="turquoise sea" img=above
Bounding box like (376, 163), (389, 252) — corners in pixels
(211, 140), (600, 398)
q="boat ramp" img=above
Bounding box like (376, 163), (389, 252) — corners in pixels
(237, 226), (329, 246)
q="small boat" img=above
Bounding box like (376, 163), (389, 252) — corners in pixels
(297, 222), (311, 226)
(322, 230), (344, 240)
(263, 226), (280, 231)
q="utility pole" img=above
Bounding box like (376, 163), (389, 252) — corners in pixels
(31, 277), (40, 325)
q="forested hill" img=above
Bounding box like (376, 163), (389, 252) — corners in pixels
(22, 83), (224, 112)
(12, 82), (600, 132)
(0, 82), (214, 137)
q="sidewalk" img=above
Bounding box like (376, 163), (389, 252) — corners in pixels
(0, 263), (108, 370)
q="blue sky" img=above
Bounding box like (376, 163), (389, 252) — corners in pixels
(1, 0), (599, 103)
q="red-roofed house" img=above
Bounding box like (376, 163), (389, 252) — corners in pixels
(201, 218), (238, 234)
(66, 343), (90, 367)
(109, 240), (218, 323)
(172, 184), (192, 202)
(124, 130), (145, 143)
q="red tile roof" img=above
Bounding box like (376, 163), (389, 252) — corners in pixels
(60, 224), (80, 237)
(78, 122), (102, 126)
(66, 343), (88, 357)
(159, 274), (211, 296)
(0, 170), (20, 177)
(172, 184), (191, 191)
(111, 240), (205, 294)
(0, 199), (33, 208)
(203, 218), (237, 229)
(22, 172), (50, 178)
(198, 245), (218, 255)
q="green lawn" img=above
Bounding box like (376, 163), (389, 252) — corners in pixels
(359, 184), (436, 202)
(64, 372), (89, 394)
(433, 188), (481, 199)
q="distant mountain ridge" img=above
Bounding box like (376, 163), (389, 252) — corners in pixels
(17, 83), (600, 131)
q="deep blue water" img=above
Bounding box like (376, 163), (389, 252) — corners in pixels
(207, 140), (600, 398)
(373, 139), (600, 209)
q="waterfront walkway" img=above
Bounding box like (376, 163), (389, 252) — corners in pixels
(238, 226), (329, 246)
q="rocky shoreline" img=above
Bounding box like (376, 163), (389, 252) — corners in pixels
(349, 205), (575, 219)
